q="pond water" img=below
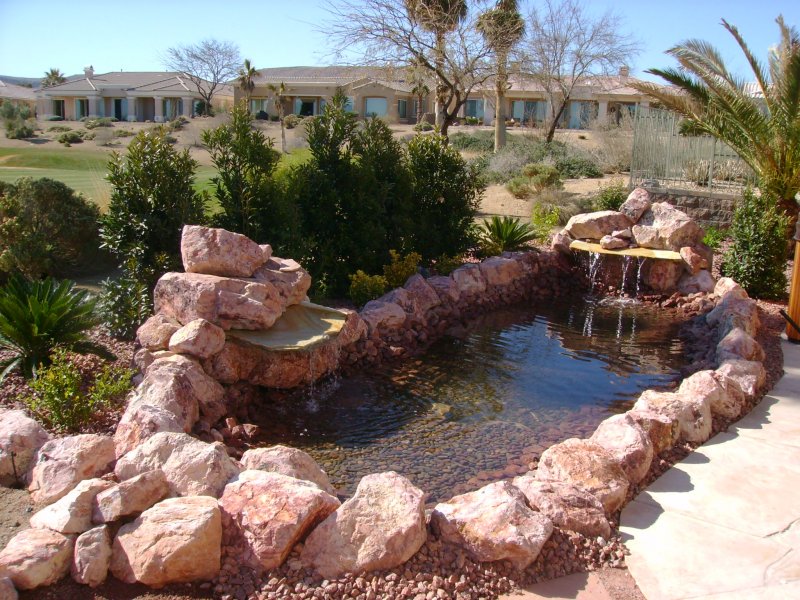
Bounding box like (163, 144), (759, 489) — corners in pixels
(251, 295), (686, 503)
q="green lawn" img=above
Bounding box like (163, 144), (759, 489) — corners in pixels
(0, 146), (310, 211)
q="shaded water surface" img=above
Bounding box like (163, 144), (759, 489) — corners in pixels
(251, 295), (686, 502)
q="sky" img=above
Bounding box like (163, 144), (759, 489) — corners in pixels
(0, 0), (797, 82)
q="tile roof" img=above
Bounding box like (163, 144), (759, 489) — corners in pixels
(0, 80), (37, 101)
(37, 72), (210, 95)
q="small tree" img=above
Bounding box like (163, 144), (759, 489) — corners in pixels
(41, 68), (66, 88)
(522, 0), (639, 142)
(163, 39), (241, 112)
(267, 82), (287, 153)
(237, 59), (259, 107)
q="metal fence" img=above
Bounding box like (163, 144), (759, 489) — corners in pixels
(629, 107), (755, 193)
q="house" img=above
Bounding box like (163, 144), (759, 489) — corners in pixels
(35, 67), (234, 122)
(0, 79), (37, 111)
(236, 66), (426, 124)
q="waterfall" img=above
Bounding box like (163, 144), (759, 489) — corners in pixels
(635, 257), (647, 297)
(620, 256), (632, 296)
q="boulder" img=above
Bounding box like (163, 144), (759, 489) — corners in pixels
(716, 359), (766, 400)
(30, 478), (114, 534)
(0, 409), (49, 487)
(0, 577), (15, 600)
(535, 439), (629, 515)
(144, 355), (226, 425)
(451, 264), (487, 298)
(565, 211), (633, 241)
(551, 230), (573, 256)
(92, 469), (170, 524)
(431, 481), (553, 569)
(679, 370), (746, 421)
(632, 203), (704, 250)
(114, 432), (240, 498)
(714, 277), (748, 299)
(679, 246), (709, 274)
(511, 476), (611, 539)
(113, 403), (185, 459)
(479, 256), (524, 287)
(612, 228), (633, 239)
(404, 274), (441, 314)
(219, 471), (340, 570)
(706, 295), (760, 338)
(135, 314), (181, 352)
(600, 235), (629, 250)
(154, 272), (284, 331)
(643, 260), (683, 293)
(619, 188), (651, 222)
(252, 257), (312, 307)
(427, 275), (461, 304)
(0, 528), (73, 590)
(71, 525), (111, 587)
(678, 270), (716, 295)
(633, 389), (712, 443)
(168, 318), (226, 359)
(240, 446), (335, 495)
(716, 327), (765, 363)
(181, 225), (270, 278)
(301, 472), (426, 579)
(27, 434), (115, 506)
(381, 288), (426, 323)
(627, 409), (679, 455)
(110, 496), (221, 586)
(590, 414), (653, 484)
(360, 301), (407, 335)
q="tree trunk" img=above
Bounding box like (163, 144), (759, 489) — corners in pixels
(546, 98), (568, 144)
(278, 103), (286, 153)
(435, 32), (446, 128)
(779, 196), (799, 240)
(494, 52), (508, 153)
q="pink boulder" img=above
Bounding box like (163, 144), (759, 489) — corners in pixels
(181, 225), (270, 278)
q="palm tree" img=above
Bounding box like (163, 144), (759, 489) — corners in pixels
(407, 61), (431, 124)
(405, 0), (468, 127)
(41, 68), (66, 88)
(237, 59), (259, 110)
(267, 81), (287, 153)
(477, 0), (525, 151)
(633, 16), (800, 225)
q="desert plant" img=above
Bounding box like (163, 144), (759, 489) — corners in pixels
(283, 114), (301, 129)
(478, 215), (538, 253)
(383, 250), (422, 288)
(23, 349), (133, 431)
(522, 163), (562, 192)
(450, 130), (495, 152)
(114, 129), (134, 138)
(506, 176), (533, 198)
(0, 101), (34, 140)
(588, 113), (634, 173)
(83, 117), (115, 129)
(555, 155), (603, 179)
(684, 160), (711, 186)
(0, 276), (113, 380)
(721, 188), (789, 299)
(57, 130), (83, 146)
(536, 189), (595, 225)
(348, 270), (388, 306)
(47, 125), (71, 133)
(530, 202), (561, 241)
(413, 121), (434, 132)
(592, 178), (628, 211)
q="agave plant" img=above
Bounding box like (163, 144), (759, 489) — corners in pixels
(478, 215), (539, 253)
(0, 276), (114, 380)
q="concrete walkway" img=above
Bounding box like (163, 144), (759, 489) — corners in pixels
(620, 337), (800, 599)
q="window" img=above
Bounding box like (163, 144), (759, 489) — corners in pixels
(465, 99), (484, 120)
(344, 96), (355, 112)
(398, 99), (407, 119)
(365, 97), (388, 117)
(512, 101), (546, 124)
(53, 99), (65, 118)
(76, 99), (88, 119)
(250, 98), (269, 114)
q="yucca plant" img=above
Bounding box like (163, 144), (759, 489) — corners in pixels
(0, 276), (114, 381)
(478, 215), (539, 253)
(632, 16), (800, 225)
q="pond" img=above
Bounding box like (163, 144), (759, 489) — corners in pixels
(250, 294), (686, 503)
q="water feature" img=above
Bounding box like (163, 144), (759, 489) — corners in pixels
(251, 294), (686, 502)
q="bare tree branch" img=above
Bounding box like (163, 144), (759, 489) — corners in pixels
(163, 39), (241, 111)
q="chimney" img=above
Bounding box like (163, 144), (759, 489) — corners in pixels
(84, 65), (94, 78)
(619, 65), (630, 78)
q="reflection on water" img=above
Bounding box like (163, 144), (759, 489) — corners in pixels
(250, 295), (686, 502)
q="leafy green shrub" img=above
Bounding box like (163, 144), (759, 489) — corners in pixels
(84, 117), (115, 129)
(432, 254), (464, 276)
(383, 250), (421, 288)
(702, 226), (727, 252)
(348, 270), (387, 306)
(0, 276), (113, 380)
(46, 115), (64, 121)
(555, 156), (603, 179)
(255, 110), (269, 120)
(413, 121), (434, 132)
(522, 163), (562, 192)
(283, 114), (301, 129)
(79, 130), (95, 141)
(98, 272), (152, 340)
(464, 116), (480, 126)
(48, 125), (71, 133)
(506, 175), (533, 198)
(449, 130), (494, 153)
(0, 178), (102, 279)
(478, 216), (538, 253)
(23, 349), (132, 431)
(57, 130), (83, 145)
(592, 178), (628, 211)
(7, 123), (34, 139)
(530, 203), (561, 241)
(721, 188), (789, 299)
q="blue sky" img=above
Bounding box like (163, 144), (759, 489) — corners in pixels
(0, 0), (797, 81)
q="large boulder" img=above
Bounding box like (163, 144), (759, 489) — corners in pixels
(0, 577), (16, 600)
(679, 246), (709, 274)
(114, 432), (240, 498)
(632, 203), (704, 250)
(0, 528), (73, 590)
(113, 403), (185, 459)
(678, 270), (716, 295)
(642, 260), (683, 293)
(678, 370), (745, 421)
(535, 439), (629, 515)
(92, 469), (170, 524)
(181, 225), (270, 278)
(479, 256), (524, 288)
(716, 327), (765, 363)
(427, 275), (461, 304)
(219, 471), (340, 570)
(714, 277), (748, 299)
(240, 446), (335, 495)
(71, 525), (111, 588)
(360, 301), (407, 336)
(135, 314), (181, 352)
(110, 496), (221, 586)
(716, 359), (766, 400)
(564, 211), (633, 241)
(633, 389), (712, 443)
(142, 355), (226, 425)
(0, 409), (49, 487)
(511, 476), (611, 539)
(431, 481), (553, 569)
(154, 272), (284, 331)
(300, 472), (426, 579)
(627, 409), (679, 455)
(619, 188), (651, 222)
(706, 295), (760, 338)
(30, 478), (114, 534)
(168, 318), (226, 360)
(590, 414), (653, 484)
(450, 264), (487, 298)
(252, 257), (312, 307)
(404, 274), (442, 315)
(27, 434), (115, 506)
